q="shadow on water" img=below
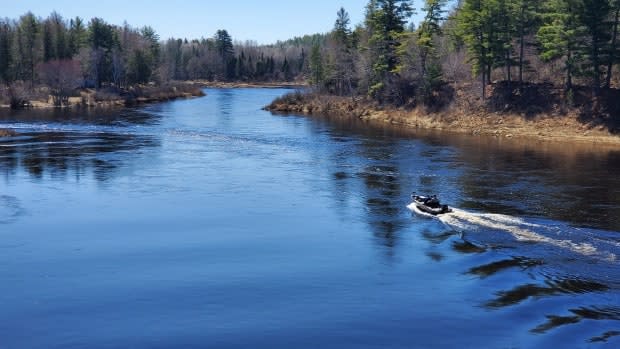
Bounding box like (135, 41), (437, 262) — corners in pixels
(0, 108), (161, 183)
(590, 330), (620, 343)
(310, 115), (410, 257)
(531, 306), (620, 334)
(467, 257), (545, 278)
(299, 110), (620, 346)
(452, 240), (487, 254)
(358, 162), (405, 253)
(305, 110), (620, 232)
(0, 105), (162, 126)
(453, 138), (620, 231)
(485, 278), (610, 308)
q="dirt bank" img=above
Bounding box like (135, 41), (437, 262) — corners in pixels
(266, 92), (620, 146)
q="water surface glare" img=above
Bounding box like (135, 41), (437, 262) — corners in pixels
(1, 88), (619, 348)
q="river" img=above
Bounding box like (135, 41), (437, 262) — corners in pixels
(1, 88), (619, 348)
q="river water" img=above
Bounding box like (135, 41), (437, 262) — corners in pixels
(0, 88), (619, 348)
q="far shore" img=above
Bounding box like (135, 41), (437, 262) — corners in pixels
(266, 92), (620, 147)
(0, 80), (302, 111)
(0, 83), (206, 110)
(195, 80), (306, 89)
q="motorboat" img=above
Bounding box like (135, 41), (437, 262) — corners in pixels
(410, 194), (452, 215)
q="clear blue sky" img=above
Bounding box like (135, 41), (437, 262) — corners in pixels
(2, 0), (435, 44)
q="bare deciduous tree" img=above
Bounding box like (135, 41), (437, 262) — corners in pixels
(38, 59), (81, 106)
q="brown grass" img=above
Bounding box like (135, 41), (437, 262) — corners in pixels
(266, 88), (620, 146)
(0, 82), (206, 109)
(0, 129), (16, 137)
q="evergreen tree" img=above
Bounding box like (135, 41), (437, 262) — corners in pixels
(18, 12), (39, 88)
(334, 7), (352, 45)
(493, 0), (516, 84)
(365, 0), (414, 101)
(537, 0), (584, 91)
(214, 29), (234, 80)
(128, 49), (151, 84)
(457, 0), (492, 97)
(417, 0), (447, 81)
(309, 43), (324, 87)
(513, 0), (540, 84)
(214, 30), (233, 60)
(68, 17), (87, 56)
(141, 26), (160, 63)
(0, 21), (13, 82)
(48, 12), (68, 60)
(416, 0), (447, 102)
(329, 7), (356, 95)
(606, 0), (620, 88)
(281, 57), (291, 81)
(578, 0), (611, 97)
(88, 17), (117, 87)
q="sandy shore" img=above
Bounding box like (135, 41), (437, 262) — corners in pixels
(266, 93), (620, 146)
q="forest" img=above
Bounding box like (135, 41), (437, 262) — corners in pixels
(0, 12), (316, 107)
(301, 0), (620, 118)
(3, 0), (620, 117)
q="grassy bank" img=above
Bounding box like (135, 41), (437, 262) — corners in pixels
(266, 87), (620, 146)
(0, 82), (205, 109)
(0, 129), (16, 137)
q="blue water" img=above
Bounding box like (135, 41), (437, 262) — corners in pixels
(0, 88), (619, 348)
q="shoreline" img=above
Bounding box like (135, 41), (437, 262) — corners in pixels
(195, 80), (306, 89)
(1, 81), (299, 110)
(0, 84), (206, 110)
(266, 93), (620, 147)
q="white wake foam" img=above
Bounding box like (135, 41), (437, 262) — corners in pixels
(408, 204), (616, 261)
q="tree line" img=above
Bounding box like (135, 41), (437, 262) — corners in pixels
(308, 0), (620, 111)
(0, 12), (321, 106)
(4, 1), (620, 110)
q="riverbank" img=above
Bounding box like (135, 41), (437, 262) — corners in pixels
(0, 83), (205, 109)
(0, 128), (16, 137)
(195, 80), (306, 89)
(266, 91), (620, 146)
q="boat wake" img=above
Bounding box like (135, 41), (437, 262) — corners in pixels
(408, 204), (619, 264)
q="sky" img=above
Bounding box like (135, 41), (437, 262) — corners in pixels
(2, 0), (430, 44)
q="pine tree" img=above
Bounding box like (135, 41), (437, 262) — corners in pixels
(88, 17), (118, 87)
(365, 0), (414, 102)
(49, 12), (68, 59)
(417, 0), (447, 82)
(513, 0), (540, 84)
(18, 12), (39, 88)
(457, 0), (492, 98)
(606, 0), (620, 88)
(578, 0), (611, 98)
(0, 21), (13, 82)
(329, 7), (355, 95)
(43, 21), (54, 62)
(68, 17), (87, 56)
(309, 43), (324, 87)
(214, 29), (234, 80)
(334, 7), (352, 45)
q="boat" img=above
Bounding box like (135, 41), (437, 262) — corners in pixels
(410, 193), (452, 215)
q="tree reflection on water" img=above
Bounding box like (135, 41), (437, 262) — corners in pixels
(0, 108), (161, 183)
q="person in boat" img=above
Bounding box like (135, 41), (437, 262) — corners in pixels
(424, 195), (440, 208)
(411, 193), (452, 215)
